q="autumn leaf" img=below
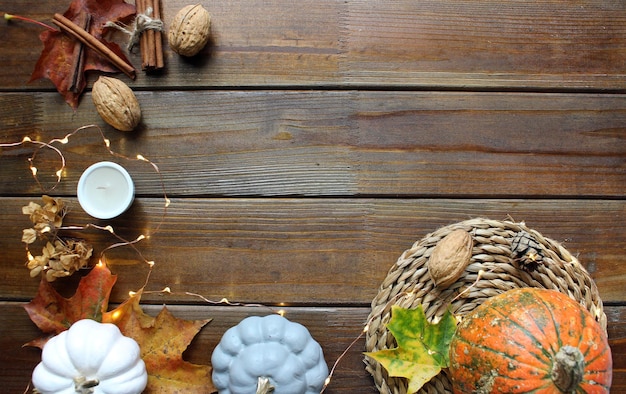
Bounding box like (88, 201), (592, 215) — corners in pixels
(103, 290), (215, 393)
(23, 262), (117, 347)
(365, 305), (457, 393)
(29, 0), (136, 108)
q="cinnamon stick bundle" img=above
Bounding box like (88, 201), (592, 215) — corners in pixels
(69, 12), (91, 93)
(52, 13), (136, 79)
(138, 0), (165, 70)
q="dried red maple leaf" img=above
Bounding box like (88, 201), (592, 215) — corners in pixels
(103, 291), (215, 393)
(23, 262), (117, 347)
(29, 0), (136, 108)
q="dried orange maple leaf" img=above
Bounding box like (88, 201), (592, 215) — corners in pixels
(103, 290), (215, 393)
(23, 262), (117, 348)
(29, 0), (136, 108)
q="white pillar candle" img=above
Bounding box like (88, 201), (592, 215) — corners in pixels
(77, 161), (134, 219)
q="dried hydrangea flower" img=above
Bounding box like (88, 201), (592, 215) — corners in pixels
(21, 195), (66, 243)
(22, 196), (93, 281)
(26, 239), (94, 281)
(26, 242), (55, 278)
(22, 228), (38, 244)
(57, 239), (93, 271)
(22, 196), (65, 226)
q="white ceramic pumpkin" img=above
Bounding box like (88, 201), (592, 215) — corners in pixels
(211, 314), (329, 394)
(32, 319), (147, 394)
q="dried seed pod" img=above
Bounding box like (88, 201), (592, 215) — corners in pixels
(428, 229), (473, 288)
(168, 4), (211, 57)
(511, 230), (544, 271)
(91, 76), (141, 131)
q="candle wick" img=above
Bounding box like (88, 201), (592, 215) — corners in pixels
(96, 186), (107, 190)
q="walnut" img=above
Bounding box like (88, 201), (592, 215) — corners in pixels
(428, 229), (473, 288)
(92, 76), (141, 131)
(168, 4), (211, 57)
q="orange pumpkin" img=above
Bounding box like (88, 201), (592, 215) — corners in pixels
(449, 288), (612, 393)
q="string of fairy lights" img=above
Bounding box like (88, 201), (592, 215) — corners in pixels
(2, 124), (493, 391)
(1, 123), (364, 390)
(1, 124), (167, 268)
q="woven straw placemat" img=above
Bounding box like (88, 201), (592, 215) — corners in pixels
(364, 218), (606, 394)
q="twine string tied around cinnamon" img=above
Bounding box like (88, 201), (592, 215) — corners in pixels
(105, 7), (164, 51)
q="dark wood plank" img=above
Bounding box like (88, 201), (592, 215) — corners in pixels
(1, 2), (624, 393)
(1, 91), (625, 197)
(342, 0), (626, 90)
(1, 0), (625, 90)
(0, 302), (624, 393)
(1, 197), (623, 304)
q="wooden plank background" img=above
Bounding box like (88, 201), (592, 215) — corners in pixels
(0, 0), (625, 392)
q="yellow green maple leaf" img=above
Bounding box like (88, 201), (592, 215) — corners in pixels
(102, 290), (214, 393)
(365, 305), (457, 393)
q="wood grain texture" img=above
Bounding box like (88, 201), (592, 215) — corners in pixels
(1, 0), (624, 391)
(0, 302), (624, 393)
(1, 0), (625, 90)
(1, 197), (623, 304)
(1, 91), (624, 197)
(341, 0), (626, 89)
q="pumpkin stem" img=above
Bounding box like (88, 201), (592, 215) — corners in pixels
(73, 376), (99, 394)
(256, 376), (275, 394)
(551, 345), (584, 393)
